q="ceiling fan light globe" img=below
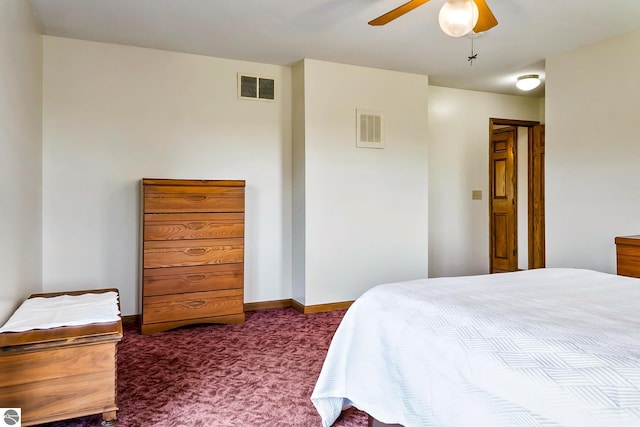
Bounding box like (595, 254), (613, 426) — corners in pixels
(439, 0), (480, 37)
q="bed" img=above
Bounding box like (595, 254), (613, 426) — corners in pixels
(311, 268), (640, 427)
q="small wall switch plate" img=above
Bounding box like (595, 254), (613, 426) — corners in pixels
(472, 190), (482, 200)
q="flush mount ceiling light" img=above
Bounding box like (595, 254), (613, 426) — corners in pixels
(438, 0), (479, 37)
(516, 74), (541, 91)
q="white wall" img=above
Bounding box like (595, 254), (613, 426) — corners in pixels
(34, 25), (638, 318)
(294, 59), (429, 306)
(546, 29), (640, 273)
(291, 61), (306, 304)
(42, 37), (292, 315)
(0, 1), (43, 323)
(427, 87), (540, 278)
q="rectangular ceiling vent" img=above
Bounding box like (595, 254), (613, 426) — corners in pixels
(356, 109), (384, 149)
(238, 73), (276, 101)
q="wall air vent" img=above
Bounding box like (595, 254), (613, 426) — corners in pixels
(356, 109), (384, 149)
(238, 74), (276, 101)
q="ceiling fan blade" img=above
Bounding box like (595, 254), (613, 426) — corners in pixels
(368, 0), (431, 26)
(472, 0), (498, 32)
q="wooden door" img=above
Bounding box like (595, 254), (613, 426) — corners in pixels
(529, 124), (545, 268)
(490, 126), (517, 273)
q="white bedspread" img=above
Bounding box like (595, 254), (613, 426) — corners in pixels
(311, 268), (640, 427)
(0, 291), (120, 333)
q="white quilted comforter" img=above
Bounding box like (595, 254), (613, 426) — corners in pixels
(311, 268), (640, 427)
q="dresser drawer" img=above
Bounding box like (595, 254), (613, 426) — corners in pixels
(142, 289), (244, 324)
(143, 238), (243, 268)
(144, 185), (244, 213)
(144, 213), (244, 241)
(143, 264), (243, 296)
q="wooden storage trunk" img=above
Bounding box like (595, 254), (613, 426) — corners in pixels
(0, 289), (122, 426)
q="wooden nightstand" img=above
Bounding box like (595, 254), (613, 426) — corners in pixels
(615, 235), (640, 278)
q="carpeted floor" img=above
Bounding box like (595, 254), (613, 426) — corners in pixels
(39, 308), (367, 427)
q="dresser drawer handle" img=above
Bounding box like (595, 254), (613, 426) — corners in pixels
(185, 248), (207, 256)
(185, 274), (206, 282)
(186, 195), (207, 202)
(186, 222), (206, 230)
(184, 300), (205, 309)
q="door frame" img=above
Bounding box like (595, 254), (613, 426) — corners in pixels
(489, 118), (544, 272)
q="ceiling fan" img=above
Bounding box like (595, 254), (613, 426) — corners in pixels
(369, 0), (498, 37)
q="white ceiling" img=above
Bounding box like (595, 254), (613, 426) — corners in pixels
(29, 0), (640, 98)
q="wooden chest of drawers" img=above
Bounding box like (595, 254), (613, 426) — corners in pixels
(615, 235), (640, 279)
(141, 179), (245, 334)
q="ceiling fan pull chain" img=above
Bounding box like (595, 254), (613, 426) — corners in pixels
(467, 35), (478, 66)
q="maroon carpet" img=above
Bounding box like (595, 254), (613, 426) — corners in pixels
(40, 308), (367, 427)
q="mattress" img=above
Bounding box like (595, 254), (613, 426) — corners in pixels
(311, 268), (640, 427)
